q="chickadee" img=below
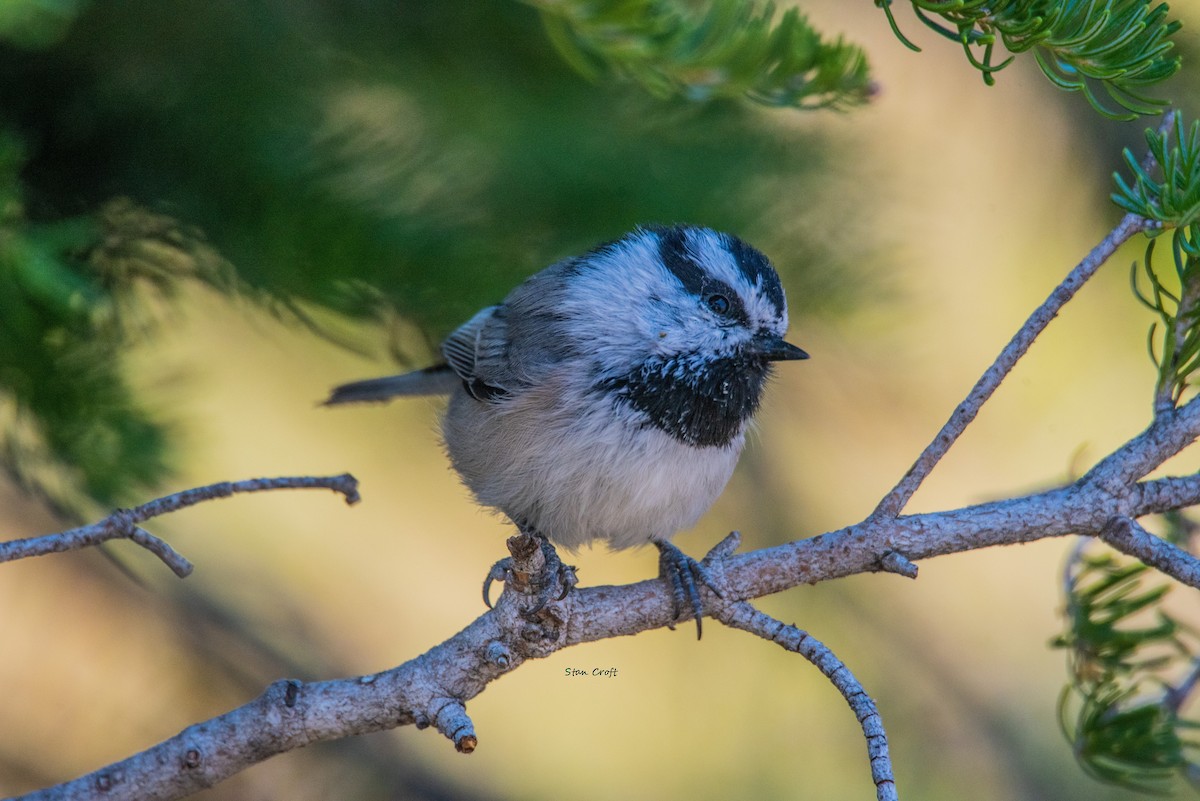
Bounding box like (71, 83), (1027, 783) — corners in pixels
(326, 225), (807, 636)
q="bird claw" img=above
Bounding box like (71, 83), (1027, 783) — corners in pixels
(657, 540), (725, 640)
(482, 535), (577, 614)
(525, 537), (578, 614)
(482, 557), (514, 609)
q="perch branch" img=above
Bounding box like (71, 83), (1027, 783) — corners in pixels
(15, 443), (1200, 800)
(0, 474), (360, 577)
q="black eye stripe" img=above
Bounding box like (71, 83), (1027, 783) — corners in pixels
(725, 233), (785, 316)
(657, 226), (708, 296)
(656, 227), (749, 325)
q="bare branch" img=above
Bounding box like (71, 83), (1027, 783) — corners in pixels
(0, 474), (360, 575)
(1097, 515), (1200, 590)
(713, 601), (897, 801)
(871, 112), (1180, 522)
(16, 453), (1200, 801)
(1081, 395), (1200, 493)
(871, 211), (1155, 520)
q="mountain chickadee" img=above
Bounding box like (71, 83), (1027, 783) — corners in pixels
(326, 224), (807, 636)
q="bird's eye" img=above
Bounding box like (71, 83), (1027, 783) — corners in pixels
(706, 294), (731, 316)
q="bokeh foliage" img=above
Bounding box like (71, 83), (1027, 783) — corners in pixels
(0, 137), (178, 516)
(0, 0), (1187, 514)
(878, 0), (1181, 120)
(524, 0), (874, 108)
(1054, 522), (1200, 793)
(0, 0), (857, 513)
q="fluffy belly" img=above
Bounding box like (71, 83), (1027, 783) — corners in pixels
(443, 385), (744, 550)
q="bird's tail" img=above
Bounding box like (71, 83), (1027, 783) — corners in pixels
(324, 365), (459, 405)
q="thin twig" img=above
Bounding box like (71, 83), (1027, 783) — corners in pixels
(128, 526), (194, 577)
(125, 474), (361, 518)
(1158, 281), (1200, 415)
(713, 601), (897, 801)
(872, 110), (1178, 521)
(870, 211), (1154, 520)
(1097, 516), (1200, 591)
(0, 474), (360, 576)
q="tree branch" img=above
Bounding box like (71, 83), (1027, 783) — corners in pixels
(712, 598), (897, 801)
(14, 444), (1200, 801)
(1097, 515), (1200, 590)
(1081, 394), (1200, 493)
(870, 210), (1154, 521)
(0, 474), (360, 577)
(871, 111), (1179, 521)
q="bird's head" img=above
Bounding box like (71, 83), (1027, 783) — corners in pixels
(562, 224), (808, 447)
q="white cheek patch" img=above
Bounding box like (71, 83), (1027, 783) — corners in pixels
(562, 235), (696, 359)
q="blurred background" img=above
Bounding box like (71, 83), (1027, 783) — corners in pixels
(1, 1), (1199, 799)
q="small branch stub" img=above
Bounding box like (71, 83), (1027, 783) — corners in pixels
(432, 699), (477, 753)
(879, 551), (918, 578)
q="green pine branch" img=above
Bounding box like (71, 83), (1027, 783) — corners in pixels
(1116, 114), (1200, 408)
(878, 0), (1182, 120)
(1129, 232), (1200, 408)
(1114, 113), (1200, 228)
(0, 135), (239, 517)
(1053, 534), (1200, 793)
(522, 0), (874, 110)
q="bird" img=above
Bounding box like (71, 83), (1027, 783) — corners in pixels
(325, 224), (808, 636)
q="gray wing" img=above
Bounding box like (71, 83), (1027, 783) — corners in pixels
(327, 266), (574, 406)
(440, 304), (516, 400)
(442, 262), (576, 401)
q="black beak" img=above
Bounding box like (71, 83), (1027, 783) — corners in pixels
(752, 332), (809, 362)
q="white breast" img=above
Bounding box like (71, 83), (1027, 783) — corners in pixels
(441, 373), (744, 550)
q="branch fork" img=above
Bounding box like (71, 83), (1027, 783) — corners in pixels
(0, 474), (360, 578)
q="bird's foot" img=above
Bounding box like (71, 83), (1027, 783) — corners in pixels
(656, 540), (726, 640)
(482, 557), (515, 610)
(483, 531), (577, 615)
